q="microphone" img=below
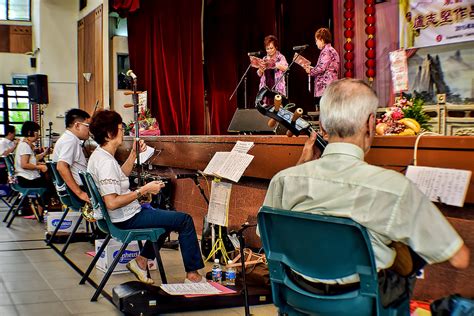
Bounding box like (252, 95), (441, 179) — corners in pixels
(126, 69), (137, 80)
(293, 44), (309, 51)
(248, 51), (263, 57)
(175, 173), (199, 179)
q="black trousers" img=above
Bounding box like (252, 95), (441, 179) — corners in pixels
(289, 268), (416, 308)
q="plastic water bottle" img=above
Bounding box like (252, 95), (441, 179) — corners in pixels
(212, 259), (222, 283)
(225, 260), (236, 286)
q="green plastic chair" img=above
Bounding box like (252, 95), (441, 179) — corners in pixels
(257, 206), (410, 316)
(46, 161), (90, 254)
(80, 171), (167, 302)
(3, 154), (47, 227)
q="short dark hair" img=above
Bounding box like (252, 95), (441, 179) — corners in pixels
(21, 121), (41, 137)
(315, 28), (332, 44)
(65, 108), (90, 128)
(89, 110), (123, 146)
(264, 35), (279, 51)
(5, 125), (15, 135)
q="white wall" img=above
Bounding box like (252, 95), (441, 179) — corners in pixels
(36, 0), (79, 133)
(1, 0), (110, 134)
(0, 53), (33, 83)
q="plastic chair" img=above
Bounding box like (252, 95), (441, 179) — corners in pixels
(45, 161), (90, 254)
(257, 206), (410, 316)
(2, 154), (47, 227)
(80, 171), (168, 302)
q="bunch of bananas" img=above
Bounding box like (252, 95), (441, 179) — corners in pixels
(397, 118), (420, 136)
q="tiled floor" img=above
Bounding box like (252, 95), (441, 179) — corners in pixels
(0, 207), (277, 315)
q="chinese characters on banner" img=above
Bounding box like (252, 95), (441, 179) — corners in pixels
(389, 50), (409, 93)
(400, 0), (474, 48)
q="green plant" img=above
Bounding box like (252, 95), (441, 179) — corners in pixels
(401, 94), (431, 131)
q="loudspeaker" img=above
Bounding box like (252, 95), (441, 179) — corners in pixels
(227, 109), (275, 134)
(27, 74), (49, 104)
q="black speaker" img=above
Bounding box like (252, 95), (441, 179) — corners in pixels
(227, 109), (275, 134)
(27, 74), (49, 104)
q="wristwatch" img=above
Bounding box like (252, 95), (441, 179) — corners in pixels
(135, 189), (142, 199)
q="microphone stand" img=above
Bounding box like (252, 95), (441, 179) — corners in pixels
(270, 48), (307, 92)
(236, 223), (257, 316)
(229, 62), (253, 109)
(131, 76), (142, 186)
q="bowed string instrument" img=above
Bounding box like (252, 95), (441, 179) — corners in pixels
(255, 87), (327, 153)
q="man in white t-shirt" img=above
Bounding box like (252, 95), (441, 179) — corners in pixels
(52, 109), (91, 203)
(0, 125), (19, 156)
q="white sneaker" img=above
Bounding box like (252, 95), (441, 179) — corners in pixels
(126, 259), (154, 284)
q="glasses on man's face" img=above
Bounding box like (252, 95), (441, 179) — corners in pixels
(78, 122), (90, 128)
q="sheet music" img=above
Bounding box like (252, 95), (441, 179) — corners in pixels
(293, 53), (311, 69)
(203, 151), (254, 182)
(215, 152), (254, 182)
(160, 282), (221, 296)
(231, 141), (254, 154)
(135, 145), (155, 165)
(203, 152), (228, 175)
(207, 181), (232, 226)
(405, 166), (472, 207)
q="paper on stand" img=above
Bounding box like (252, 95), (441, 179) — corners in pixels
(203, 151), (254, 183)
(135, 145), (155, 164)
(405, 166), (471, 207)
(231, 141), (254, 154)
(207, 181), (232, 227)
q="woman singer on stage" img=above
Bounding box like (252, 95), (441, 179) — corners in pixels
(305, 28), (340, 109)
(87, 110), (205, 284)
(257, 35), (288, 96)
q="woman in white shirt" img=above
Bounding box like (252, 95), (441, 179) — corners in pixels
(88, 110), (205, 284)
(14, 121), (49, 219)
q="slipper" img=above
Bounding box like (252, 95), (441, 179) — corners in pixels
(126, 259), (154, 284)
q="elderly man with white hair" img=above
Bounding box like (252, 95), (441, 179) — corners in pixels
(262, 78), (469, 307)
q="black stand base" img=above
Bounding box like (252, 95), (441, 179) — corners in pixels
(112, 280), (272, 315)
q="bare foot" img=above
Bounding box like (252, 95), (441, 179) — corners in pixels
(135, 255), (148, 270)
(186, 271), (203, 282)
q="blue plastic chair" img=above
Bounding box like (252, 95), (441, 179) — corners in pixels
(257, 206), (410, 316)
(2, 154), (47, 227)
(46, 161), (90, 253)
(80, 171), (168, 301)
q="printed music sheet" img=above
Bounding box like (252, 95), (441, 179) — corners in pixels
(405, 166), (472, 207)
(203, 151), (254, 182)
(207, 180), (232, 227)
(160, 282), (221, 295)
(231, 141), (254, 154)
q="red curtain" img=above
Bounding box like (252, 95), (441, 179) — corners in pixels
(204, 0), (277, 134)
(127, 0), (205, 135)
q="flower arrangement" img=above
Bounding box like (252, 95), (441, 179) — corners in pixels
(376, 94), (431, 136)
(125, 108), (160, 136)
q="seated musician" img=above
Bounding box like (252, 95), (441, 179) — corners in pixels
(87, 110), (205, 284)
(14, 121), (50, 220)
(52, 109), (91, 203)
(262, 79), (470, 307)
